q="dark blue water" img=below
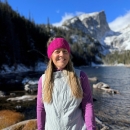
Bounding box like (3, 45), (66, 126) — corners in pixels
(79, 66), (130, 130)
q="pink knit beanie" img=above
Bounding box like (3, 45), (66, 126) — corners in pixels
(47, 38), (70, 59)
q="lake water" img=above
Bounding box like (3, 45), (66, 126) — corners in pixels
(79, 66), (130, 130)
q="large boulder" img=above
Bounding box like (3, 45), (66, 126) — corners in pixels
(93, 82), (110, 89)
(93, 82), (119, 94)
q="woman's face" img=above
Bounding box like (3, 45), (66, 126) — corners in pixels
(51, 48), (70, 70)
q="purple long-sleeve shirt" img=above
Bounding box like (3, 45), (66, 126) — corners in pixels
(37, 71), (96, 130)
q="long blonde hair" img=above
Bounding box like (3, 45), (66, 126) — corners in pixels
(43, 36), (83, 103)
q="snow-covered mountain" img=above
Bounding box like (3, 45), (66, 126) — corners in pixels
(104, 24), (130, 51)
(62, 11), (110, 44)
(62, 11), (130, 54)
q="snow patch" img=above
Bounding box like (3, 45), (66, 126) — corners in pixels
(0, 62), (47, 74)
(35, 62), (47, 72)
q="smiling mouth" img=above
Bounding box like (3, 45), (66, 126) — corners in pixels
(58, 58), (66, 61)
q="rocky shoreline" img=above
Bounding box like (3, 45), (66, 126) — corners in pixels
(0, 69), (129, 130)
(0, 93), (110, 130)
(0, 93), (37, 120)
(0, 84), (109, 129)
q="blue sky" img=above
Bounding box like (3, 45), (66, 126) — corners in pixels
(2, 0), (130, 31)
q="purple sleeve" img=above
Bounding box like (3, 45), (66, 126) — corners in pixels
(80, 71), (96, 130)
(37, 76), (46, 130)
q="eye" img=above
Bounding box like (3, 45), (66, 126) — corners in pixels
(63, 50), (68, 53)
(54, 50), (60, 54)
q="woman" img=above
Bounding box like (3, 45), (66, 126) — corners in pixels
(37, 36), (96, 130)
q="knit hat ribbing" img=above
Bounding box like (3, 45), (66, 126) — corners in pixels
(47, 38), (70, 59)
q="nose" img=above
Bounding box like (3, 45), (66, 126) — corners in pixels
(59, 51), (64, 56)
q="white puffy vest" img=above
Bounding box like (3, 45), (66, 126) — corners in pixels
(42, 69), (86, 130)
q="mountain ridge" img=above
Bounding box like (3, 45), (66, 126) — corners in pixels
(62, 11), (130, 53)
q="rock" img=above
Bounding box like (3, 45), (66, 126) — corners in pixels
(2, 119), (37, 130)
(93, 82), (119, 94)
(15, 105), (22, 110)
(10, 93), (16, 96)
(88, 77), (98, 82)
(0, 91), (6, 97)
(22, 77), (38, 93)
(95, 117), (109, 130)
(24, 84), (37, 93)
(101, 87), (119, 94)
(7, 95), (37, 102)
(93, 98), (97, 102)
(93, 82), (110, 89)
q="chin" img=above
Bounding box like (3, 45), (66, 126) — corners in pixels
(58, 65), (66, 69)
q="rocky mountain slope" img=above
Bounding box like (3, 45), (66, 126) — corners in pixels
(63, 11), (110, 43)
(104, 24), (130, 51)
(62, 11), (130, 54)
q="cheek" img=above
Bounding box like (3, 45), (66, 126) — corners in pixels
(66, 55), (70, 60)
(51, 54), (57, 60)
